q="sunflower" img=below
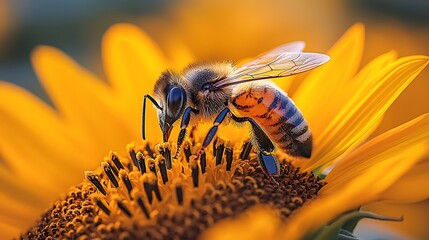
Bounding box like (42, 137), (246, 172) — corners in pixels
(0, 23), (428, 239)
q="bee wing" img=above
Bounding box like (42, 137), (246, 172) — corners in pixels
(235, 41), (305, 70)
(213, 48), (329, 89)
(256, 41), (306, 56)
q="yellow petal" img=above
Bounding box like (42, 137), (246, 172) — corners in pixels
(31, 46), (137, 157)
(323, 113), (429, 192)
(380, 160), (429, 203)
(146, 27), (195, 69)
(0, 82), (84, 236)
(352, 51), (397, 90)
(103, 23), (167, 96)
(293, 23), (364, 137)
(283, 147), (426, 239)
(282, 114), (429, 239)
(0, 220), (22, 240)
(201, 207), (280, 240)
(301, 56), (429, 171)
(0, 191), (40, 233)
(0, 82), (81, 193)
(0, 165), (46, 212)
(102, 23), (169, 142)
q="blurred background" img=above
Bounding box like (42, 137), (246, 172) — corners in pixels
(0, 0), (428, 134)
(0, 0), (428, 238)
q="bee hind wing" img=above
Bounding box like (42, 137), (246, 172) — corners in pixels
(261, 41), (306, 55)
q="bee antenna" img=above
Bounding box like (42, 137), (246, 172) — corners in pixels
(142, 94), (162, 140)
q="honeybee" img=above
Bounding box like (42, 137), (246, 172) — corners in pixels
(142, 42), (329, 179)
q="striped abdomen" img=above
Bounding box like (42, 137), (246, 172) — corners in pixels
(231, 84), (312, 158)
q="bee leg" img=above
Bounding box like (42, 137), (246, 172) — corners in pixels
(202, 108), (230, 148)
(259, 152), (280, 186)
(142, 94), (162, 140)
(230, 115), (280, 185)
(174, 107), (198, 158)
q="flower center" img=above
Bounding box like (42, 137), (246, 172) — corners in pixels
(23, 138), (325, 239)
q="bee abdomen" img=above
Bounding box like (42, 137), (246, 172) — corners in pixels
(231, 85), (312, 158)
(265, 94), (312, 158)
(272, 111), (312, 158)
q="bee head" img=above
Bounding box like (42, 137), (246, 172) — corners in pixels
(154, 71), (187, 142)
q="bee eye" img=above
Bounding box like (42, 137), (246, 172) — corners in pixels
(166, 86), (186, 118)
(202, 84), (210, 91)
(202, 83), (216, 92)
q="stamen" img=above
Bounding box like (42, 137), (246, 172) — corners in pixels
(200, 151), (207, 174)
(136, 196), (150, 219)
(164, 146), (173, 169)
(127, 143), (139, 168)
(148, 158), (157, 176)
(240, 141), (253, 160)
(101, 162), (119, 188)
(110, 152), (125, 170)
(158, 157), (169, 184)
(152, 183), (162, 202)
(175, 184), (184, 205)
(215, 139), (225, 165)
(184, 141), (192, 162)
(119, 170), (133, 197)
(225, 146), (233, 171)
(92, 195), (110, 216)
(158, 143), (172, 169)
(104, 158), (119, 176)
(85, 171), (106, 195)
(213, 137), (218, 157)
(145, 142), (154, 157)
(142, 175), (154, 204)
(190, 156), (199, 188)
(25, 140), (325, 239)
(148, 172), (162, 202)
(136, 151), (147, 173)
(114, 197), (132, 218)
